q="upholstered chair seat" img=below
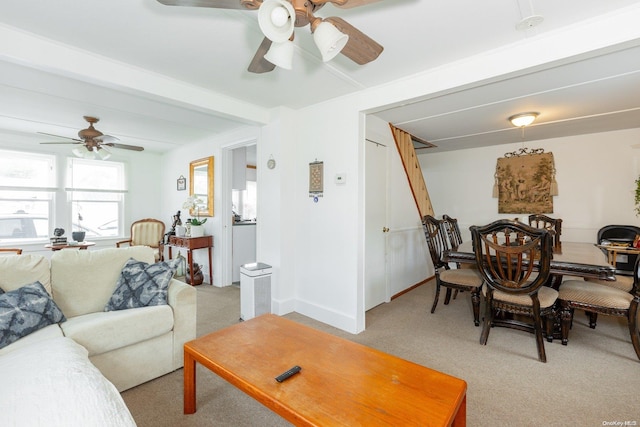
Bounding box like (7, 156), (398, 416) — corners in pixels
(583, 275), (634, 292)
(558, 268), (640, 360)
(482, 285), (558, 308)
(439, 269), (484, 287)
(560, 280), (633, 310)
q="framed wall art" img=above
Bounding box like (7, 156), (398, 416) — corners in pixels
(177, 175), (186, 191)
(309, 160), (324, 202)
(493, 148), (558, 214)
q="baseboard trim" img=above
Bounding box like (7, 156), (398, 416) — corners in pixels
(391, 276), (433, 300)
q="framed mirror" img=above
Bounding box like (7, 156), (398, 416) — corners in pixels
(189, 156), (214, 217)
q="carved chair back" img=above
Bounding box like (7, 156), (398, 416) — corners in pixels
(442, 214), (463, 248)
(528, 214), (562, 249)
(471, 219), (552, 298)
(422, 215), (449, 270)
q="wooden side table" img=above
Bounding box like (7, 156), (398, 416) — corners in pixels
(45, 241), (96, 251)
(168, 236), (213, 285)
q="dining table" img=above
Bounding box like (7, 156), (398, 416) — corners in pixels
(444, 241), (616, 288)
(444, 240), (617, 341)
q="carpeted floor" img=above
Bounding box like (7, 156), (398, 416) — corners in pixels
(122, 281), (640, 426)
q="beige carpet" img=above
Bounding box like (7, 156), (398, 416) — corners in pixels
(122, 282), (640, 426)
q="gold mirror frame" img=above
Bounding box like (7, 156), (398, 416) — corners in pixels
(189, 156), (214, 217)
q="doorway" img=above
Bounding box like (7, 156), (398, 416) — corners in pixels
(230, 144), (257, 285)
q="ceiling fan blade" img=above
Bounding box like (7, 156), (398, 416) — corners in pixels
(97, 134), (120, 143)
(325, 17), (383, 65)
(104, 143), (145, 152)
(248, 37), (277, 74)
(330, 0), (384, 9)
(37, 132), (83, 143)
(155, 0), (261, 10)
(40, 141), (83, 145)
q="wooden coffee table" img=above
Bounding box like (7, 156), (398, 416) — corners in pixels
(183, 314), (467, 426)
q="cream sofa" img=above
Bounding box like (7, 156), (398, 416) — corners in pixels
(0, 246), (197, 392)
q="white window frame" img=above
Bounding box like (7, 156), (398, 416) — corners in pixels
(0, 149), (56, 244)
(65, 157), (127, 240)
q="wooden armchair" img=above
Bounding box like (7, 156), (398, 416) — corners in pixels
(423, 215), (484, 326)
(528, 214), (562, 250)
(471, 219), (556, 362)
(116, 218), (165, 262)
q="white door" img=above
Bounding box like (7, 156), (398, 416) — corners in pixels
(365, 140), (388, 311)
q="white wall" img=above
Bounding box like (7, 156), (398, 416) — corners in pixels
(419, 128), (640, 242)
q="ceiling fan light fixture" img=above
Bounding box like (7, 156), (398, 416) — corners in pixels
(264, 40), (295, 70)
(313, 20), (349, 62)
(96, 146), (112, 160)
(258, 0), (295, 43)
(72, 146), (97, 159)
(72, 146), (87, 158)
(509, 112), (539, 127)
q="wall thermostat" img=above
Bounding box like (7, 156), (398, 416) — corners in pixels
(335, 174), (346, 185)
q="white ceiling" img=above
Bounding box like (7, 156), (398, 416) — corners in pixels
(1, 0), (640, 154)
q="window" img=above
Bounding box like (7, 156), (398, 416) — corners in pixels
(232, 181), (257, 221)
(0, 150), (128, 245)
(66, 158), (125, 238)
(0, 150), (55, 242)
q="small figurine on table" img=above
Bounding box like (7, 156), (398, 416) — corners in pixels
(165, 211), (182, 244)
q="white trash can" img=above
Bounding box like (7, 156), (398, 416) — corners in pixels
(240, 262), (272, 321)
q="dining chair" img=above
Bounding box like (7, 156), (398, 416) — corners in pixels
(442, 215), (463, 248)
(470, 219), (556, 362)
(422, 215), (484, 326)
(557, 257), (640, 361)
(528, 214), (562, 250)
(0, 248), (22, 255)
(442, 214), (475, 301)
(116, 218), (165, 262)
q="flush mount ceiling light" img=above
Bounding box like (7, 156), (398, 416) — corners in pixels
(509, 112), (539, 127)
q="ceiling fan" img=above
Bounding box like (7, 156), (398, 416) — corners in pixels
(39, 116), (144, 160)
(156, 0), (384, 73)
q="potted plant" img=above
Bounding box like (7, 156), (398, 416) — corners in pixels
(183, 195), (207, 237)
(72, 212), (86, 242)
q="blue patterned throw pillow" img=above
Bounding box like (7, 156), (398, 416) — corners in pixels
(105, 258), (178, 311)
(0, 281), (66, 349)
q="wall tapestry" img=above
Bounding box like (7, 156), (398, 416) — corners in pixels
(493, 148), (558, 214)
(309, 160), (324, 202)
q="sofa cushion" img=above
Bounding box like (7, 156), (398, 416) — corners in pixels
(50, 246), (155, 318)
(60, 305), (174, 356)
(0, 254), (51, 295)
(0, 337), (136, 427)
(0, 281), (66, 350)
(105, 258), (178, 311)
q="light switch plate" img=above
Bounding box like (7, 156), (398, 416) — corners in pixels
(335, 173), (346, 185)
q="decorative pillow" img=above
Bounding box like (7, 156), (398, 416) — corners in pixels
(104, 258), (178, 311)
(0, 281), (66, 350)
